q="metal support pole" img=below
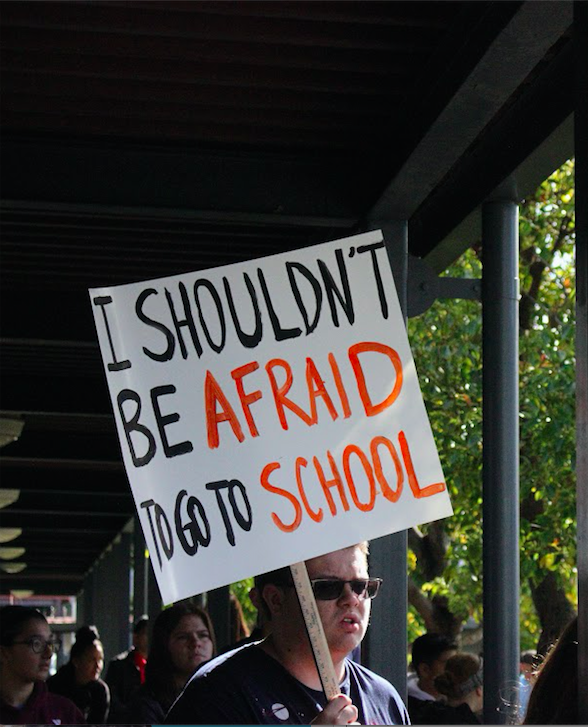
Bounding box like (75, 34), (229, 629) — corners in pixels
(147, 556), (162, 618)
(482, 199), (520, 724)
(133, 515), (148, 622)
(574, 2), (588, 722)
(362, 221), (408, 699)
(207, 585), (231, 653)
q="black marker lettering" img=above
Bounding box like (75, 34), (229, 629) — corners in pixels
(206, 479), (252, 546)
(257, 268), (302, 342)
(92, 296), (131, 371)
(150, 385), (194, 458)
(140, 499), (162, 568)
(194, 279), (226, 353)
(357, 242), (389, 319)
(318, 248), (355, 327)
(223, 274), (263, 348)
(165, 282), (203, 359)
(136, 288), (176, 362)
(286, 262), (323, 335)
(117, 389), (156, 467)
(155, 503), (174, 561)
(175, 489), (211, 556)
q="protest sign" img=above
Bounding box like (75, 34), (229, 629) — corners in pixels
(90, 229), (453, 604)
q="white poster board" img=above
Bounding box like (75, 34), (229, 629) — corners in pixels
(90, 230), (452, 604)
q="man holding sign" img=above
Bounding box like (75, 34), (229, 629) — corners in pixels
(166, 542), (409, 725)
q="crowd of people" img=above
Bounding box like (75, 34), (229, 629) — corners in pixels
(0, 543), (580, 725)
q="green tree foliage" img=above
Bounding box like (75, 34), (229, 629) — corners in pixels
(406, 160), (576, 651)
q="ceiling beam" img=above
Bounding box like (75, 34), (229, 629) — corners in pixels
(367, 1), (573, 225)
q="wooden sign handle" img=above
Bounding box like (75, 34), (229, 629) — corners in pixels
(290, 561), (339, 700)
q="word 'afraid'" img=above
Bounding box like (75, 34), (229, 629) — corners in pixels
(117, 341), (402, 467)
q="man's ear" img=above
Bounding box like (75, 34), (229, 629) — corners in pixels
(419, 662), (431, 679)
(261, 584), (287, 617)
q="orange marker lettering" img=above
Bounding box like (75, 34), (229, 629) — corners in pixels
(232, 361), (262, 437)
(398, 430), (446, 498)
(295, 457), (323, 523)
(370, 435), (403, 503)
(260, 461), (302, 533)
(266, 358), (312, 430)
(348, 341), (403, 416)
(204, 370), (244, 449)
(306, 356), (338, 424)
(313, 451), (350, 516)
(342, 444), (376, 512)
(329, 352), (351, 418)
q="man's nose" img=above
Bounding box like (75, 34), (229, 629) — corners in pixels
(338, 582), (360, 604)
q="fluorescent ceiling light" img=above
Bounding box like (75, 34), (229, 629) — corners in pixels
(0, 562), (27, 574)
(10, 589), (34, 598)
(0, 546), (26, 560)
(0, 418), (24, 448)
(0, 528), (22, 543)
(0, 489), (20, 509)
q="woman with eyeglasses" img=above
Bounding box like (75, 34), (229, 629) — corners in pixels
(126, 603), (216, 724)
(47, 624), (110, 723)
(0, 605), (85, 724)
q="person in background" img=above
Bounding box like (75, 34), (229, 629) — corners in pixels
(417, 653), (483, 724)
(230, 592), (251, 645)
(126, 603), (216, 724)
(523, 615), (578, 725)
(105, 615), (149, 723)
(166, 543), (409, 725)
(407, 632), (457, 722)
(517, 650), (538, 721)
(48, 623), (110, 723)
(0, 605), (84, 725)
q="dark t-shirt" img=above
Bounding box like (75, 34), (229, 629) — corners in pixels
(413, 699), (480, 725)
(166, 643), (409, 725)
(48, 662), (110, 723)
(0, 680), (85, 725)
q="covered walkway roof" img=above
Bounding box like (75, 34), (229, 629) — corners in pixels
(0, 1), (576, 597)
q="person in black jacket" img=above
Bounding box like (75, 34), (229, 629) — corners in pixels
(126, 603), (216, 724)
(417, 653), (483, 725)
(104, 616), (149, 723)
(523, 616), (578, 725)
(48, 624), (110, 723)
(407, 632), (457, 722)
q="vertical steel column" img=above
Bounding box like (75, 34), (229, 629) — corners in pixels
(482, 199), (520, 724)
(362, 221), (408, 699)
(574, 2), (588, 722)
(91, 535), (132, 660)
(147, 556), (162, 617)
(207, 585), (231, 652)
(133, 516), (148, 621)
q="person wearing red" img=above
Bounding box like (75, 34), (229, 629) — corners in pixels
(0, 605), (85, 725)
(104, 615), (149, 723)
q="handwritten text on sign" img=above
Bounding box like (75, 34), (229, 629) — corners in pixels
(90, 230), (453, 604)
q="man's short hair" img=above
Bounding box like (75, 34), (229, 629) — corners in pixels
(411, 632), (457, 671)
(253, 542), (371, 620)
(133, 616), (149, 635)
(254, 543), (371, 592)
(520, 650), (536, 666)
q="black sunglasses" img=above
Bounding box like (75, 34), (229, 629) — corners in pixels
(310, 578), (382, 601)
